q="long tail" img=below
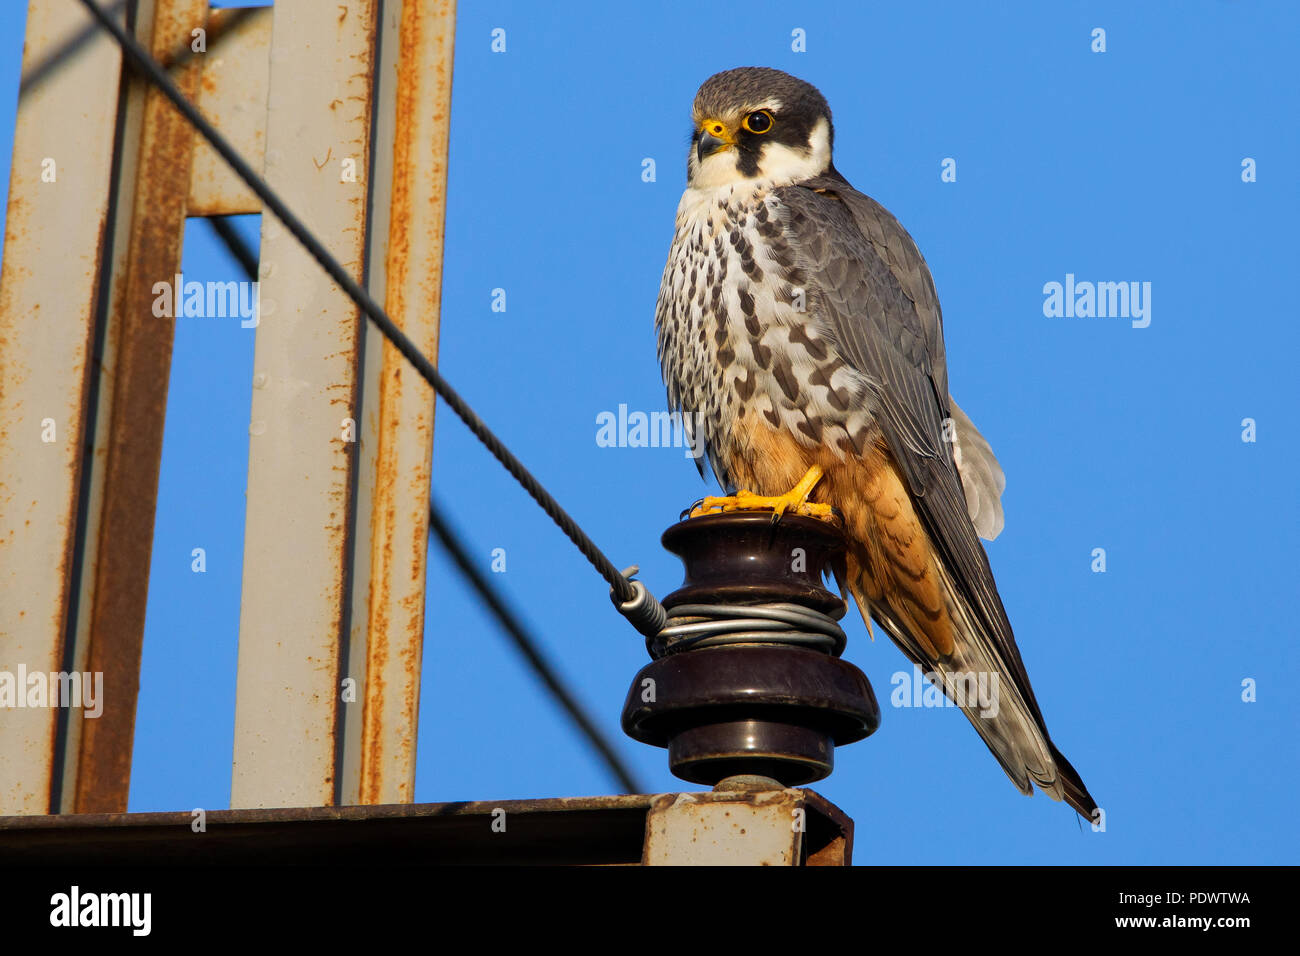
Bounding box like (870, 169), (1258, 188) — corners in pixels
(832, 448), (1097, 820)
(849, 566), (1097, 820)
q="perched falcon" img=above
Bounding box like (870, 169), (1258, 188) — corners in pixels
(654, 67), (1096, 819)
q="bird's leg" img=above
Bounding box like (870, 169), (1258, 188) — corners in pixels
(690, 464), (834, 520)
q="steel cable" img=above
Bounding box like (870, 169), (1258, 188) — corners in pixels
(205, 213), (644, 792)
(77, 0), (655, 623)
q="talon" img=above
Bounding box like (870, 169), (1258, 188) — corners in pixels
(685, 466), (836, 523)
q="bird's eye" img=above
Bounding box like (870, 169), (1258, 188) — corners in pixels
(743, 110), (774, 134)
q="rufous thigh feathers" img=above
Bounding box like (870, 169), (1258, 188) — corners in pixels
(826, 444), (955, 661)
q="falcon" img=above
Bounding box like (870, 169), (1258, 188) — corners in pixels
(654, 66), (1097, 819)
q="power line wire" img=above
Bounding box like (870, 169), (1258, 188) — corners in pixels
(19, 0), (128, 95)
(427, 499), (645, 794)
(204, 214), (645, 795)
(76, 0), (656, 622)
(21, 2), (256, 96)
(207, 214), (258, 277)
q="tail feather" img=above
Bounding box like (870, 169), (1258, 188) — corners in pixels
(1049, 741), (1098, 820)
(825, 445), (1096, 821)
(844, 545), (1096, 822)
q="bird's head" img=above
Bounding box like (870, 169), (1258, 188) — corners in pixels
(687, 67), (834, 190)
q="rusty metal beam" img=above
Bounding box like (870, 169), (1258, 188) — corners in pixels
(186, 6), (271, 217)
(643, 787), (853, 865)
(231, 0), (383, 809)
(0, 789), (854, 865)
(68, 0), (209, 814)
(0, 0), (125, 815)
(0, 0), (209, 816)
(231, 0), (454, 808)
(340, 0), (455, 807)
(4, 0), (452, 812)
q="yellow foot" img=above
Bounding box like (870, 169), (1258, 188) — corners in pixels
(689, 465), (835, 521)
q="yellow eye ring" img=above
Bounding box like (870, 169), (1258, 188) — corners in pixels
(743, 110), (774, 134)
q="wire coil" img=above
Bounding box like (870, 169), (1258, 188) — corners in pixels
(652, 601), (847, 658)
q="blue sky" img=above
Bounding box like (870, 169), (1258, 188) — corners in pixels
(2, 1), (1296, 864)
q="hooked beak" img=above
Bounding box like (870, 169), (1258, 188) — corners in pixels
(696, 120), (733, 163)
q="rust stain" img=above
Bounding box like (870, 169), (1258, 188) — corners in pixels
(355, 0), (454, 807)
(186, 6), (270, 217)
(73, 0), (209, 815)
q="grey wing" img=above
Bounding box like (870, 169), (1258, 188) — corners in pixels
(769, 181), (950, 495)
(809, 180), (1007, 539)
(831, 184), (949, 413)
(771, 179), (954, 503)
(770, 179), (1056, 736)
